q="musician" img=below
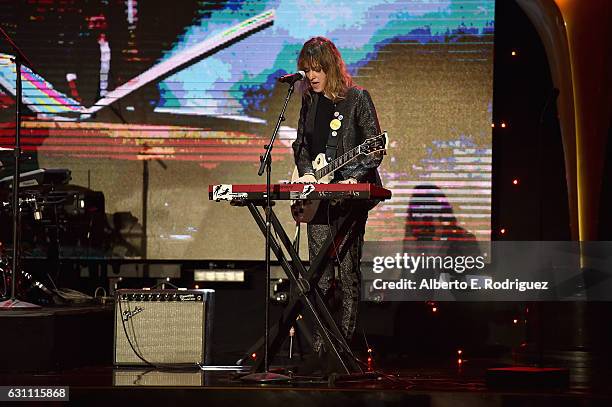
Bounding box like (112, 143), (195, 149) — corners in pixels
(292, 37), (383, 373)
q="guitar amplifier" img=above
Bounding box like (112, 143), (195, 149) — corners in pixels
(114, 289), (214, 366)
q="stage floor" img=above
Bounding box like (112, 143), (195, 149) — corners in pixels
(1, 359), (610, 406)
(1, 303), (611, 406)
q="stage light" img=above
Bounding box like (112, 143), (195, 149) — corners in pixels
(432, 307), (438, 313)
(500, 228), (506, 235)
(251, 353), (257, 359)
(511, 50), (517, 56)
(457, 358), (463, 365)
(368, 348), (373, 354)
(491, 123), (495, 128)
(512, 179), (519, 185)
(457, 349), (463, 355)
(501, 122), (507, 128)
(513, 319), (518, 324)
(194, 284), (199, 289)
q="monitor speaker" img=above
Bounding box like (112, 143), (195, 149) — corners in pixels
(114, 289), (214, 366)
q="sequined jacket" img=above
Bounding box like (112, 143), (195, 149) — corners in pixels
(292, 86), (383, 186)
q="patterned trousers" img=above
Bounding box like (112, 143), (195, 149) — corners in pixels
(307, 204), (367, 353)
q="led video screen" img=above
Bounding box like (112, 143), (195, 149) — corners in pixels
(0, 0), (494, 260)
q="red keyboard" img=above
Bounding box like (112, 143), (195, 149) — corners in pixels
(209, 183), (392, 201)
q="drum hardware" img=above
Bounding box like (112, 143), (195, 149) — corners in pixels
(0, 188), (96, 305)
(0, 252), (58, 305)
(0, 25), (40, 308)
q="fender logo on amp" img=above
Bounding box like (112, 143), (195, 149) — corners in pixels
(122, 306), (144, 321)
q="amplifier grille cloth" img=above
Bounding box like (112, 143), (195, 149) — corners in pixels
(115, 300), (205, 365)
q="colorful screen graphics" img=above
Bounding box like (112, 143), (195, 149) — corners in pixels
(0, 0), (494, 260)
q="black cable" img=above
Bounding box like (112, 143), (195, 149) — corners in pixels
(133, 368), (156, 386)
(45, 271), (58, 290)
(0, 262), (7, 298)
(362, 328), (370, 351)
(359, 329), (410, 386)
(317, 322), (410, 386)
(117, 297), (162, 368)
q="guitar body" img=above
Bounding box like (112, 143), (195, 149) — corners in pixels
(290, 153), (331, 223)
(290, 131), (388, 223)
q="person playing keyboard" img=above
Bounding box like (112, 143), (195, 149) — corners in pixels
(291, 36), (384, 375)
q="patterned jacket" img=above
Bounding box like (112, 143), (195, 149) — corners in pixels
(292, 86), (383, 186)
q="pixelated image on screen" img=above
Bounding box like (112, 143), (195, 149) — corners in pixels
(0, 0), (494, 260)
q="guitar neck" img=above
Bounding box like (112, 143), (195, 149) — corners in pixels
(314, 145), (360, 180)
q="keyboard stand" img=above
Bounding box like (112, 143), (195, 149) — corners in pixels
(234, 200), (363, 375)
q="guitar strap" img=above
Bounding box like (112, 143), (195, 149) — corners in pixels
(325, 134), (339, 164)
(324, 115), (340, 163)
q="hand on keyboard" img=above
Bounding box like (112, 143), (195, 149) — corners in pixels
(338, 177), (357, 184)
(293, 174), (317, 183)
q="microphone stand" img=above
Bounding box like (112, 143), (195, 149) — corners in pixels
(0, 25), (40, 309)
(240, 81), (297, 382)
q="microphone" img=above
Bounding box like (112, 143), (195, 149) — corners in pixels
(278, 71), (305, 84)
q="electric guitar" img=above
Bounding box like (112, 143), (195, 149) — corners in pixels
(290, 131), (388, 223)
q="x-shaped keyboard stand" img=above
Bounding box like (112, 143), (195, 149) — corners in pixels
(235, 200), (363, 374)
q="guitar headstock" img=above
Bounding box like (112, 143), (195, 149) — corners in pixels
(359, 131), (388, 155)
